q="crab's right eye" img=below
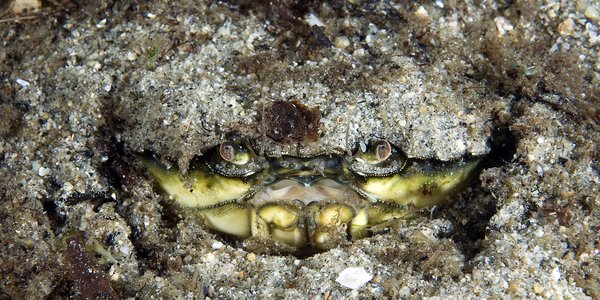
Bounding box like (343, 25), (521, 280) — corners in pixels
(348, 140), (406, 176)
(371, 140), (393, 162)
(207, 141), (265, 177)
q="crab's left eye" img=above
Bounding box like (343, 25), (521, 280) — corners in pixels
(348, 140), (406, 176)
(219, 142), (251, 165)
(207, 141), (265, 177)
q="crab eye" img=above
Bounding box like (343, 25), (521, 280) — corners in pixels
(208, 141), (265, 177)
(348, 140), (405, 176)
(374, 140), (392, 161)
(219, 142), (250, 165)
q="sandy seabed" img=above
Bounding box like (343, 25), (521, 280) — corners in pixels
(0, 0), (598, 299)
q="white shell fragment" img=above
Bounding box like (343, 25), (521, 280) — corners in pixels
(335, 267), (373, 290)
(16, 78), (30, 88)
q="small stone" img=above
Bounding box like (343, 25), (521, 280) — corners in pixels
(203, 252), (216, 264)
(38, 166), (51, 177)
(454, 139), (466, 152)
(96, 19), (107, 29)
(534, 227), (545, 237)
(63, 182), (73, 192)
(464, 114), (476, 124)
(533, 283), (544, 294)
(306, 13), (325, 27)
(585, 6), (600, 23)
(414, 6), (431, 25)
(536, 136), (545, 144)
(246, 252), (256, 262)
(558, 18), (575, 36)
(398, 287), (411, 298)
(335, 267), (373, 290)
(11, 0), (41, 14)
(211, 241), (223, 250)
(177, 43), (193, 53)
(119, 245), (131, 256)
(334, 36), (351, 50)
(126, 51), (137, 61)
(551, 267), (561, 282)
(494, 17), (513, 36)
(352, 48), (365, 57)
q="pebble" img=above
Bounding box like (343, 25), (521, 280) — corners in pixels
(63, 182), (73, 192)
(352, 48), (365, 57)
(585, 6), (599, 23)
(558, 18), (575, 36)
(211, 241), (223, 250)
(126, 51), (137, 61)
(454, 139), (466, 153)
(203, 252), (216, 264)
(334, 36), (350, 50)
(306, 13), (324, 27)
(551, 267), (561, 282)
(38, 166), (51, 177)
(335, 267), (373, 290)
(11, 0), (41, 14)
(414, 6), (431, 25)
(494, 17), (514, 36)
(398, 287), (411, 298)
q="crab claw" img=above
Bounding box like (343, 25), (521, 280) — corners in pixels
(355, 159), (480, 208)
(139, 156), (257, 208)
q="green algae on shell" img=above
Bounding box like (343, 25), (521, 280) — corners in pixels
(354, 159), (480, 208)
(140, 156), (259, 209)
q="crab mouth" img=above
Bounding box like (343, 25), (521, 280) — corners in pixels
(141, 141), (479, 251)
(201, 178), (368, 249)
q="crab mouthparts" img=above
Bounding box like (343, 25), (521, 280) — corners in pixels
(201, 178), (371, 250)
(250, 178), (359, 205)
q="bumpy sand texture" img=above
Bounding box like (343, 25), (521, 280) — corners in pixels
(0, 0), (598, 298)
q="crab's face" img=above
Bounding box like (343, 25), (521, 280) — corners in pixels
(142, 140), (479, 252)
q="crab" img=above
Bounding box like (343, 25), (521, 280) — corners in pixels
(141, 138), (479, 252)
